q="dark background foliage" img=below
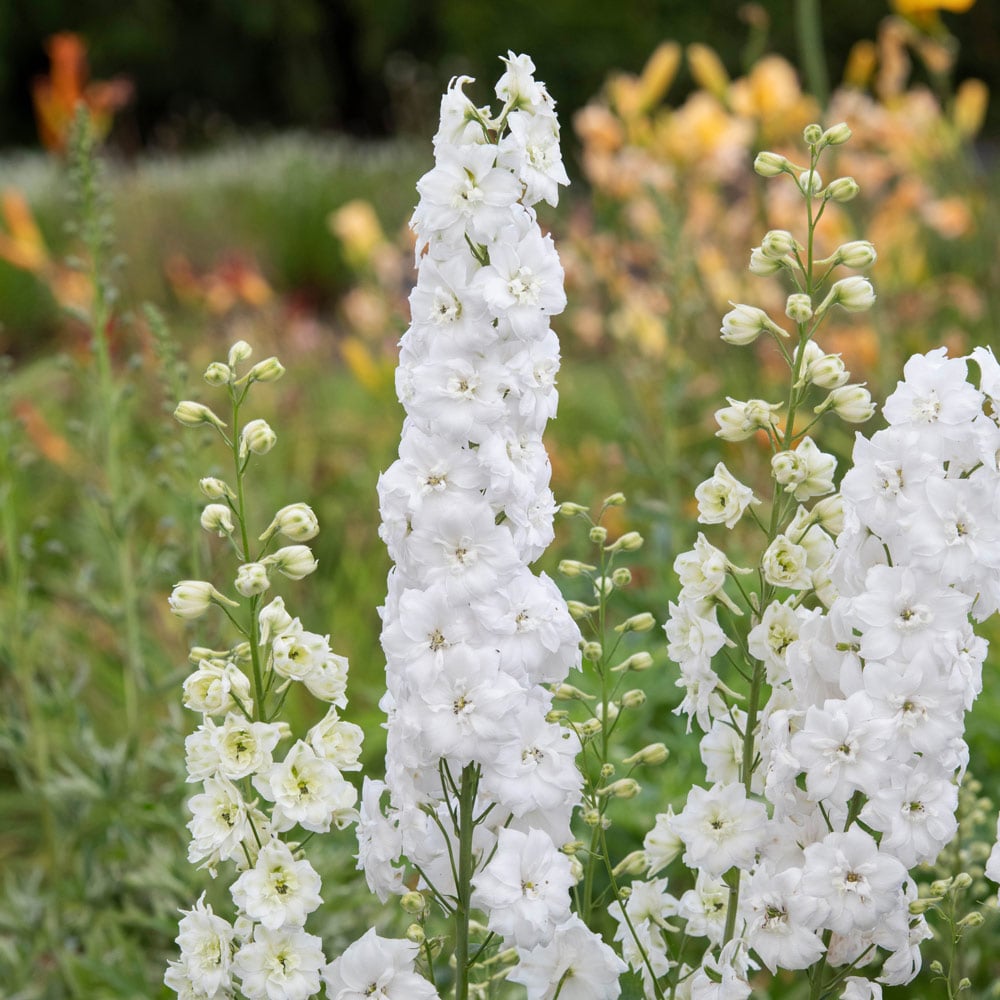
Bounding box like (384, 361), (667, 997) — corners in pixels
(2, 0), (999, 150)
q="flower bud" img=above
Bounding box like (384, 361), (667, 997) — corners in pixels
(581, 808), (602, 826)
(559, 502), (588, 517)
(811, 494), (845, 534)
(261, 503), (320, 543)
(566, 600), (596, 620)
(620, 689), (646, 708)
(821, 384), (875, 423)
(785, 293), (813, 324)
(240, 419), (277, 457)
(952, 872), (973, 890)
(174, 401), (226, 430)
(957, 912), (984, 928)
(266, 544), (318, 580)
(798, 169), (823, 196)
(611, 567), (632, 587)
(599, 778), (640, 799)
(836, 240), (877, 269)
(612, 850), (649, 877)
(203, 362), (232, 386)
(228, 340), (253, 367)
(247, 357), (285, 383)
(562, 840), (585, 855)
(606, 531), (644, 553)
(754, 151), (790, 177)
(748, 247), (785, 276)
(405, 923), (425, 944)
(588, 525), (608, 544)
(552, 683), (594, 701)
(761, 229), (798, 259)
(200, 503), (235, 536)
(558, 559), (596, 577)
(603, 492), (626, 507)
(825, 176), (860, 202)
(805, 352), (849, 389)
(909, 897), (942, 914)
(822, 122), (852, 146)
(615, 612), (656, 633)
(929, 961), (944, 976)
(611, 651), (654, 672)
(577, 718), (603, 738)
(818, 276), (876, 315)
(545, 709), (569, 723)
(720, 303), (769, 345)
(582, 641), (604, 662)
(199, 477), (235, 501)
(623, 742), (670, 766)
(600, 762), (615, 778)
(401, 891), (427, 914)
(235, 562), (270, 597)
(802, 123), (823, 145)
(168, 580), (238, 619)
(593, 575), (614, 598)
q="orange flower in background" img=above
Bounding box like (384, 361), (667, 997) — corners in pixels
(31, 32), (133, 153)
(165, 253), (272, 315)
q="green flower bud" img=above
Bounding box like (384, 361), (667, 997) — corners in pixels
(401, 891), (426, 914)
(761, 229), (798, 259)
(611, 651), (655, 672)
(558, 559), (596, 578)
(754, 151), (790, 177)
(247, 357), (286, 383)
(582, 641), (604, 662)
(952, 872), (974, 890)
(748, 247), (786, 276)
(203, 361), (232, 386)
(799, 169), (823, 196)
(199, 476), (236, 500)
(603, 492), (626, 507)
(261, 503), (320, 543)
(825, 176), (860, 202)
(599, 778), (641, 799)
(589, 525), (608, 543)
(785, 293), (813, 324)
(820, 384), (875, 423)
(615, 612), (656, 633)
(611, 567), (632, 587)
(836, 240), (877, 269)
(620, 688), (647, 708)
(240, 418), (277, 457)
(235, 562), (270, 597)
(577, 718), (603, 738)
(958, 912), (984, 928)
(228, 340), (253, 367)
(174, 400), (227, 430)
(558, 502), (589, 517)
(265, 544), (318, 580)
(822, 122), (852, 145)
(405, 923), (425, 944)
(600, 762), (615, 778)
(802, 123), (823, 145)
(552, 683), (594, 701)
(612, 850), (648, 877)
(200, 503), (235, 536)
(623, 742), (670, 766)
(566, 600), (596, 620)
(168, 580), (238, 619)
(606, 531), (644, 553)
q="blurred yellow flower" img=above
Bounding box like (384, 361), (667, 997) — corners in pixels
(891, 0), (975, 13)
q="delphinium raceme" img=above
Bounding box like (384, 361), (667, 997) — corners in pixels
(361, 54), (624, 998)
(635, 125), (1000, 998)
(165, 342), (364, 1000)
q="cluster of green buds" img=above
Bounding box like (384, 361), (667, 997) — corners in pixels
(556, 493), (667, 924)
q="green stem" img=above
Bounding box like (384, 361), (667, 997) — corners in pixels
(453, 763), (479, 1000)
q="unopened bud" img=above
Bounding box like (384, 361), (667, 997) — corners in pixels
(203, 362), (232, 386)
(599, 778), (641, 799)
(720, 303), (776, 346)
(582, 808), (602, 826)
(802, 123), (823, 145)
(562, 840), (585, 855)
(749, 247), (786, 276)
(611, 567), (632, 587)
(265, 544), (318, 580)
(611, 651), (655, 672)
(200, 503), (235, 536)
(952, 872), (974, 890)
(593, 575), (614, 599)
(615, 612), (656, 633)
(228, 340), (253, 367)
(589, 525), (608, 544)
(552, 683), (594, 701)
(401, 891), (426, 914)
(199, 477), (235, 500)
(168, 580), (239, 619)
(240, 419), (277, 457)
(600, 762), (615, 778)
(957, 978), (971, 992)
(405, 923), (425, 944)
(958, 912), (984, 929)
(559, 559), (596, 578)
(582, 641), (604, 662)
(566, 600), (596, 620)
(261, 503), (320, 543)
(761, 229), (798, 259)
(836, 240), (877, 269)
(822, 384), (875, 423)
(545, 709), (569, 723)
(235, 562), (270, 597)
(247, 357), (285, 383)
(623, 742), (670, 766)
(612, 850), (649, 878)
(603, 492), (626, 507)
(909, 896), (942, 914)
(577, 718), (603, 738)
(621, 689), (646, 709)
(559, 502), (589, 517)
(606, 531), (644, 553)
(825, 176), (860, 202)
(929, 961), (944, 976)
(822, 122), (852, 146)
(174, 400), (226, 430)
(785, 293), (813, 324)
(754, 151), (790, 177)
(799, 169), (823, 196)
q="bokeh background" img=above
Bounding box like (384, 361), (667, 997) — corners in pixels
(1, 1), (999, 996)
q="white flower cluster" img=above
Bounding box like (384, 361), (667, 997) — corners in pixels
(166, 344), (367, 1000)
(363, 53), (624, 994)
